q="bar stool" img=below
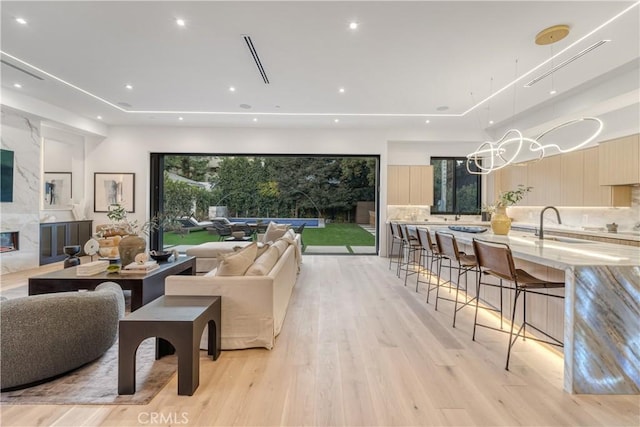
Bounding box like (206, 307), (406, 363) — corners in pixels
(415, 227), (441, 293)
(388, 222), (403, 273)
(399, 224), (422, 286)
(434, 232), (478, 327)
(471, 238), (565, 370)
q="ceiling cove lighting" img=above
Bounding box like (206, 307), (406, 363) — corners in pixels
(15, 18), (27, 25)
(0, 2), (636, 119)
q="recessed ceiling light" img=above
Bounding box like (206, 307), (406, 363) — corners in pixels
(253, 118), (258, 122)
(176, 18), (186, 27)
(339, 87), (345, 93)
(349, 22), (358, 30)
(178, 117), (184, 121)
(16, 17), (27, 25)
(489, 120), (494, 125)
(550, 89), (557, 95)
(97, 115), (103, 120)
(425, 120), (430, 124)
(13, 83), (22, 88)
(229, 86), (236, 92)
(125, 84), (133, 90)
(334, 119), (340, 123)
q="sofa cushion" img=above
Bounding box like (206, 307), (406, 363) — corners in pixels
(262, 222), (289, 243)
(271, 239), (290, 257)
(255, 242), (270, 259)
(187, 241), (251, 258)
(246, 246), (280, 276)
(216, 243), (257, 276)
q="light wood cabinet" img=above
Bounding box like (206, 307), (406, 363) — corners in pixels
(583, 148), (630, 207)
(527, 155), (561, 206)
(494, 145), (631, 208)
(599, 134), (640, 185)
(387, 165), (433, 205)
(496, 163), (529, 204)
(561, 150), (584, 206)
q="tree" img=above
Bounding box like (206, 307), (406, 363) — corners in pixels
(165, 156), (212, 181)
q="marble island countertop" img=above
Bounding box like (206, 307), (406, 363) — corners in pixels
(389, 219), (640, 242)
(421, 226), (640, 269)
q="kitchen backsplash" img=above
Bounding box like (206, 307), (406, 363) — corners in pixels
(507, 186), (640, 231)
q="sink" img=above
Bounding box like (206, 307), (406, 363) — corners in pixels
(616, 231), (640, 236)
(543, 236), (593, 244)
(520, 235), (593, 244)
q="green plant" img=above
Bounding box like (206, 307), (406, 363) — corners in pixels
(496, 185), (533, 208)
(102, 203), (172, 237)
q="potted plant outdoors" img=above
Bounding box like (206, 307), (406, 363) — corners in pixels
(489, 185), (533, 235)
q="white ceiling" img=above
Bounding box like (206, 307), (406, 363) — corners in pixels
(1, 1), (639, 133)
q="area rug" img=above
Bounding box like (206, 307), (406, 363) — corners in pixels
(1, 338), (177, 405)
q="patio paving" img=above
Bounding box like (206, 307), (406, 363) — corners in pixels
(303, 245), (351, 254)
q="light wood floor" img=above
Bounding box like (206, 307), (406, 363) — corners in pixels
(1, 256), (639, 426)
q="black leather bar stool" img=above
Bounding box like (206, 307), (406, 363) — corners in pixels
(434, 232), (478, 327)
(415, 227), (441, 294)
(472, 238), (565, 370)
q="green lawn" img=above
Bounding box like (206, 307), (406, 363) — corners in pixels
(162, 223), (374, 247)
(301, 223), (374, 246)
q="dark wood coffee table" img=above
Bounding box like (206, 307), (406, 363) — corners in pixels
(28, 256), (196, 311)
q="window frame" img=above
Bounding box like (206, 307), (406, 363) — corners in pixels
(430, 156), (481, 215)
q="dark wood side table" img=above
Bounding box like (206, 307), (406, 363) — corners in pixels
(28, 256), (196, 311)
(118, 295), (221, 396)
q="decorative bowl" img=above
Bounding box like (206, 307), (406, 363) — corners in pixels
(149, 250), (172, 262)
(232, 231), (245, 239)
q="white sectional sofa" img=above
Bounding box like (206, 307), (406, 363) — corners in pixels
(165, 233), (301, 350)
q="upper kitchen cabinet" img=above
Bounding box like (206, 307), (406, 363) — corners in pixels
(387, 165), (433, 205)
(584, 147), (631, 207)
(599, 134), (640, 185)
(527, 155), (561, 206)
(496, 163), (529, 204)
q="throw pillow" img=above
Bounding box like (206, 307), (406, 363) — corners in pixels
(245, 246), (280, 276)
(262, 221), (289, 243)
(215, 242), (257, 276)
(285, 228), (296, 240)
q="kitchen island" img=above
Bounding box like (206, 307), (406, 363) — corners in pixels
(413, 225), (640, 395)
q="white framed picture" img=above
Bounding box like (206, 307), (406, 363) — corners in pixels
(94, 172), (135, 212)
(43, 172), (72, 210)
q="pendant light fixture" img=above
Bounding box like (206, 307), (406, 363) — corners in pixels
(466, 24), (605, 175)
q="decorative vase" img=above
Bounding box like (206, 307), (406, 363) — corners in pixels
(118, 235), (146, 267)
(491, 206), (512, 235)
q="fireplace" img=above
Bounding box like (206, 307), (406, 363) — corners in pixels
(0, 231), (19, 253)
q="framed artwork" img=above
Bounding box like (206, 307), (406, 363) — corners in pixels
(43, 172), (73, 210)
(94, 172), (135, 212)
(0, 149), (14, 203)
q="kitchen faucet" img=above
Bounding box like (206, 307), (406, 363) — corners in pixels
(539, 206), (562, 240)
